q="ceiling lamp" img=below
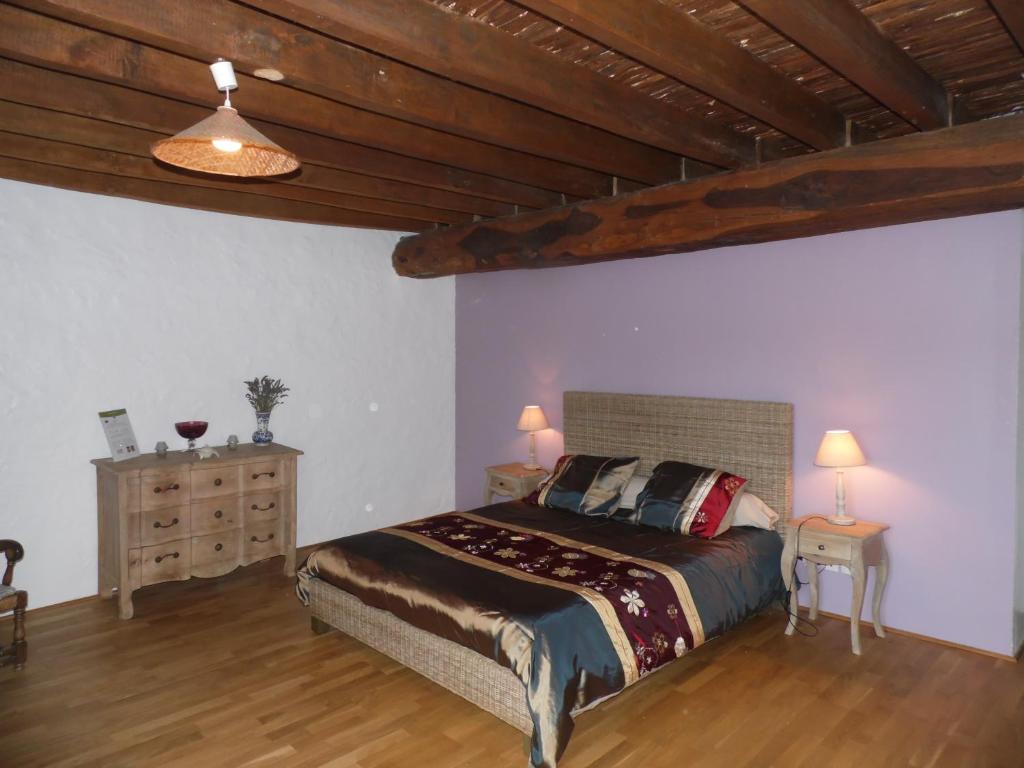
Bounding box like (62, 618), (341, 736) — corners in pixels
(151, 60), (299, 177)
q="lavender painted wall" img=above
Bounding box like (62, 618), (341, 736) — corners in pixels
(455, 212), (1024, 656)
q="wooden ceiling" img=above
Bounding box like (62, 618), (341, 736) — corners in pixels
(1, 0), (1023, 273)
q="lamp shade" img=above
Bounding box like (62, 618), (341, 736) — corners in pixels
(151, 106), (300, 177)
(517, 405), (549, 432)
(814, 430), (866, 468)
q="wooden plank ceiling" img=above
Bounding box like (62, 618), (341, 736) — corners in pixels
(0, 0), (1022, 272)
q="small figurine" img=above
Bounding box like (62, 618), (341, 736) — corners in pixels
(227, 434), (239, 450)
(155, 441), (168, 458)
(194, 446), (220, 460)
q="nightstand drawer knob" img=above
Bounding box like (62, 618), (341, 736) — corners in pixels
(817, 544), (825, 551)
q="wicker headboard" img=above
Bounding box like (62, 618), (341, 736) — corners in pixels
(563, 391), (793, 527)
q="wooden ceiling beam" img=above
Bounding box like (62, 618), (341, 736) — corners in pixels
(241, 0), (760, 167)
(8, 0), (689, 185)
(515, 0), (847, 150)
(0, 155), (426, 231)
(990, 0), (1024, 55)
(0, 63), (519, 217)
(735, 0), (954, 131)
(393, 115), (1024, 277)
(0, 7), (611, 201)
(0, 104), (469, 226)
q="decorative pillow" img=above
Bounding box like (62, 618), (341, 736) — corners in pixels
(629, 461), (747, 538)
(615, 475), (648, 514)
(732, 492), (779, 530)
(528, 454), (639, 517)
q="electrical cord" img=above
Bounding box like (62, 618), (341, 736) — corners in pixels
(780, 515), (830, 637)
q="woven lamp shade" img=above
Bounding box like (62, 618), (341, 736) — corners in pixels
(151, 106), (299, 177)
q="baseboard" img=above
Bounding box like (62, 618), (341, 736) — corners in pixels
(22, 543), (329, 617)
(1014, 609), (1024, 660)
(25, 546), (1018, 664)
(816, 609), (1017, 663)
(25, 593), (100, 616)
(296, 541), (323, 559)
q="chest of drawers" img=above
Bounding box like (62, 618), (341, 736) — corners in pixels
(93, 443), (302, 619)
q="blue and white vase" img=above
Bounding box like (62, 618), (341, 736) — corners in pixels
(252, 411), (273, 445)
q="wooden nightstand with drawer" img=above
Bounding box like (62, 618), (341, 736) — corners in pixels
(484, 463), (548, 505)
(93, 443), (301, 619)
(781, 515), (889, 655)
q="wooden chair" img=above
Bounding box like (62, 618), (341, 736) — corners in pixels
(0, 540), (27, 670)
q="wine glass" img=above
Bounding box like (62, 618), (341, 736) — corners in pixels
(175, 420), (208, 453)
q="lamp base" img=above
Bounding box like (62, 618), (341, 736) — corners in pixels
(522, 461), (541, 470)
(827, 514), (857, 526)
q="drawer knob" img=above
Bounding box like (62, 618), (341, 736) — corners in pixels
(250, 533), (275, 543)
(154, 551), (180, 564)
(154, 483), (180, 494)
(252, 471), (276, 479)
(817, 544), (825, 551)
(214, 510), (223, 519)
(215, 543), (223, 552)
(251, 502), (276, 511)
(214, 478), (223, 487)
(153, 517), (179, 529)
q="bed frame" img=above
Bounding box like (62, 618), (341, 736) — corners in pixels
(308, 391), (794, 736)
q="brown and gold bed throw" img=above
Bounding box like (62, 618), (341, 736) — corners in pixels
(297, 501), (784, 767)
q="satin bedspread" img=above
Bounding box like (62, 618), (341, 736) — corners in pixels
(296, 500), (784, 767)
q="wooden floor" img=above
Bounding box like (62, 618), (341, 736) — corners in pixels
(2, 559), (1022, 768)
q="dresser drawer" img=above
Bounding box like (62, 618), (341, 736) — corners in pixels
(243, 460), (283, 492)
(190, 465), (240, 500)
(191, 497), (242, 535)
(799, 534), (852, 562)
(191, 530), (242, 577)
(140, 472), (188, 511)
(140, 540), (191, 586)
(490, 475), (520, 497)
(141, 505), (190, 546)
(244, 492), (282, 524)
(243, 518), (282, 564)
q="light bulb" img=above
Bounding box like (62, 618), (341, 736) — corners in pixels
(212, 137), (242, 153)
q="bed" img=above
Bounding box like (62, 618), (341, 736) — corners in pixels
(298, 391), (793, 767)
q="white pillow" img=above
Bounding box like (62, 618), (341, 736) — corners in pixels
(617, 475), (648, 512)
(732, 493), (780, 530)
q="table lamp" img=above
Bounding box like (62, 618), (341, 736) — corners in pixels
(517, 405), (549, 470)
(814, 429), (866, 526)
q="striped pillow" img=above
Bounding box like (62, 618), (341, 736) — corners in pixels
(530, 454), (639, 517)
(627, 461), (747, 538)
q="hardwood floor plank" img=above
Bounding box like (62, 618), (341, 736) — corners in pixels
(1, 557), (1021, 767)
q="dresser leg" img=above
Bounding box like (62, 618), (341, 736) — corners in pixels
(850, 551), (866, 655)
(872, 543), (889, 638)
(118, 589), (134, 620)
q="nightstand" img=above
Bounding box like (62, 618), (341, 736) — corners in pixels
(781, 515), (889, 655)
(484, 463), (548, 505)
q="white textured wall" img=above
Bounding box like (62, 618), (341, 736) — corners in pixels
(0, 179), (455, 609)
